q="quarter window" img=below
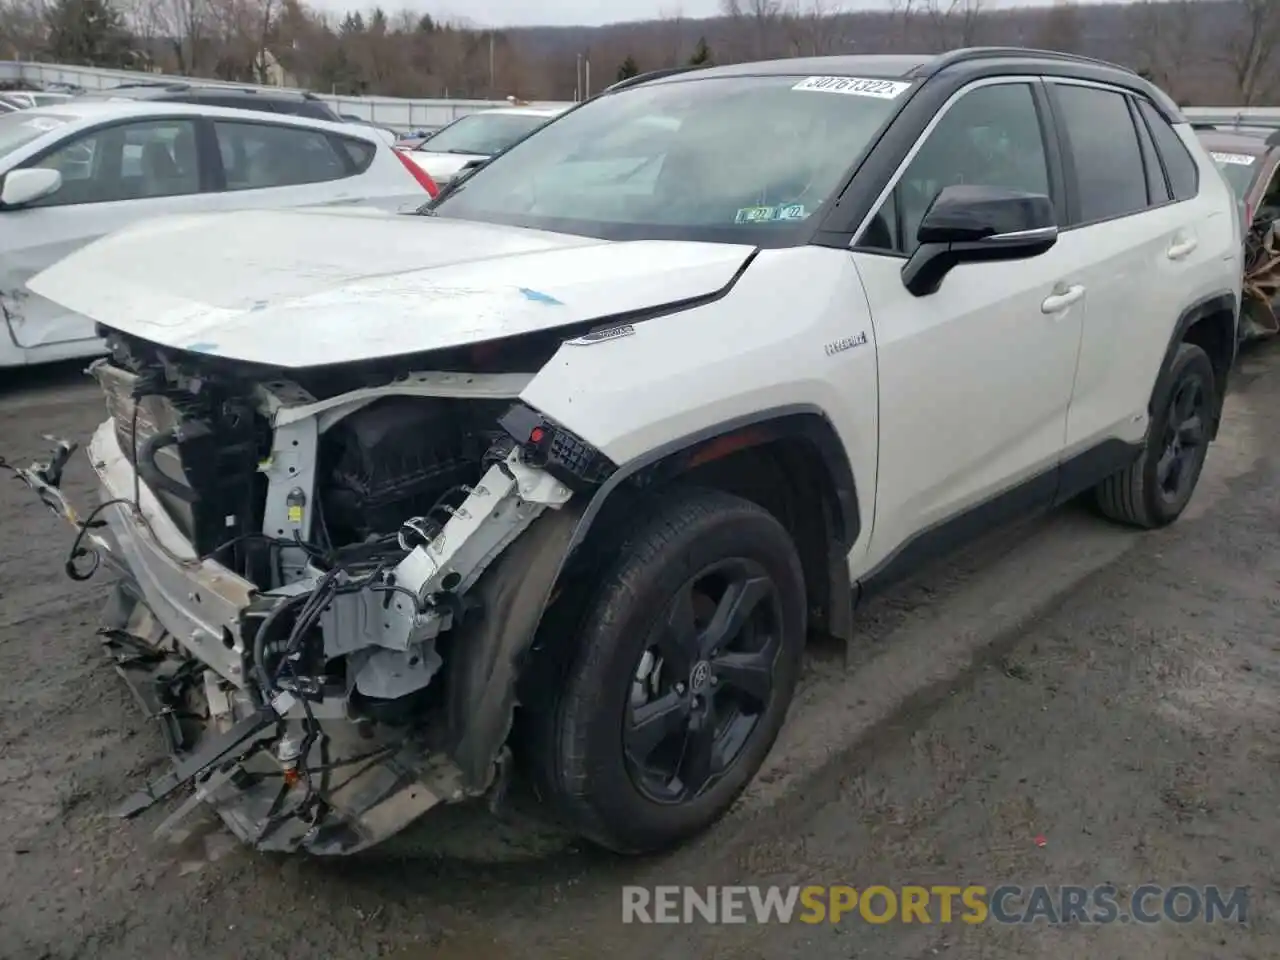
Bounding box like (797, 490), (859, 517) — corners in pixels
(28, 119), (200, 206)
(213, 120), (349, 190)
(1137, 99), (1199, 202)
(861, 83), (1050, 255)
(1054, 84), (1149, 224)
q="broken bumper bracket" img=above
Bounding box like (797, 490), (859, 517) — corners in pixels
(115, 706), (278, 820)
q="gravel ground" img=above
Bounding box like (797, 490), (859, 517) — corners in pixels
(1, 343), (1278, 960)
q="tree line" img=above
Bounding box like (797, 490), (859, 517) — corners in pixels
(1, 0), (1278, 105)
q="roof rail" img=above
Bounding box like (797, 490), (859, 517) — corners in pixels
(919, 46), (1135, 76)
(604, 64), (709, 94)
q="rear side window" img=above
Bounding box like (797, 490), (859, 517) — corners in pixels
(338, 136), (376, 173)
(213, 120), (349, 190)
(1137, 100), (1199, 202)
(291, 101), (342, 122)
(1054, 83), (1148, 224)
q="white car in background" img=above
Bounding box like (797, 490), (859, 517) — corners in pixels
(400, 105), (566, 186)
(0, 100), (433, 368)
(0, 91), (74, 112)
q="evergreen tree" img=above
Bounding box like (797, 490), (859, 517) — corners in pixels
(689, 36), (712, 66)
(617, 55), (639, 81)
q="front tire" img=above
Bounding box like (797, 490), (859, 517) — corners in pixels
(522, 486), (807, 854)
(1094, 341), (1216, 529)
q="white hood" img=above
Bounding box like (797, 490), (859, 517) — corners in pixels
(26, 207), (754, 369)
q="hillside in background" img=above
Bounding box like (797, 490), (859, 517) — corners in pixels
(1, 0), (1276, 104)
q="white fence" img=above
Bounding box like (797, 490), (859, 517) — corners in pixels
(0, 60), (572, 132)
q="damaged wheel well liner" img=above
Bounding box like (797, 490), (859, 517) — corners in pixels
(442, 405), (860, 793)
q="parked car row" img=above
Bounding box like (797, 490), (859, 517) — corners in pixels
(0, 98), (438, 368)
(3, 51), (1242, 866)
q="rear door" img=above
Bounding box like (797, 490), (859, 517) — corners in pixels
(1, 116), (209, 355)
(1049, 81), (1232, 455)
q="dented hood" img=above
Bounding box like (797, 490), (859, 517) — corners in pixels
(25, 207), (754, 368)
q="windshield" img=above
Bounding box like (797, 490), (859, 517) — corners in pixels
(0, 111), (69, 159)
(429, 74), (909, 241)
(1209, 151), (1261, 200)
(419, 112), (552, 156)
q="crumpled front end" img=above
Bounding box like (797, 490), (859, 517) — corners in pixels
(20, 331), (612, 855)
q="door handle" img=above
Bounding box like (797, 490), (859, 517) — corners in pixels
(1041, 284), (1085, 315)
(1167, 237), (1198, 260)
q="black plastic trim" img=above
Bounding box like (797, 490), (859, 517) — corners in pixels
(812, 57), (1183, 248)
(856, 438), (1142, 601)
(1154, 290), (1239, 438)
(561, 403), (861, 559)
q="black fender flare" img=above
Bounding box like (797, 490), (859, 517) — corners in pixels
(1149, 290), (1238, 439)
(441, 403), (862, 793)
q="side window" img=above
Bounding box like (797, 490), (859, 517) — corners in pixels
(1053, 84), (1149, 224)
(862, 83), (1050, 255)
(338, 137), (376, 173)
(1136, 99), (1199, 202)
(29, 119), (200, 207)
(213, 120), (349, 191)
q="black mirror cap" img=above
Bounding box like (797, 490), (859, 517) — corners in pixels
(901, 185), (1059, 297)
(916, 184), (1056, 245)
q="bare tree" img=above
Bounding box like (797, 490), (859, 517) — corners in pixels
(656, 4), (685, 67)
(884, 0), (914, 53)
(1222, 0), (1280, 106)
(1032, 0), (1082, 54)
(145, 0), (213, 74)
(0, 0), (50, 58)
(923, 0), (985, 52)
(785, 0), (850, 57)
(1128, 0), (1200, 98)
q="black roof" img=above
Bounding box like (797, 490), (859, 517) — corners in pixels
(651, 48), (1132, 83)
(632, 48), (1182, 121)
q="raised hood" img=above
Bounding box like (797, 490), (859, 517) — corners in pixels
(26, 207), (755, 368)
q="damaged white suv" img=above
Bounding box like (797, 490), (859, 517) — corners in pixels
(11, 49), (1240, 857)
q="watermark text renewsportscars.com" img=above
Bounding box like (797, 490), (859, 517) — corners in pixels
(621, 885), (1249, 925)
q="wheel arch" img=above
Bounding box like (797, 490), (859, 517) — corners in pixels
(439, 404), (863, 795)
(1153, 290), (1237, 440)
(569, 405), (863, 645)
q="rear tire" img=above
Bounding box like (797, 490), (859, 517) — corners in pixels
(1094, 341), (1215, 529)
(520, 486), (807, 854)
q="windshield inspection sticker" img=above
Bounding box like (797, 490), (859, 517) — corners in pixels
(1212, 152), (1257, 166)
(735, 204), (808, 224)
(792, 76), (911, 99)
(736, 205), (778, 224)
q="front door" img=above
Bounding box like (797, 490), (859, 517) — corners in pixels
(849, 79), (1084, 572)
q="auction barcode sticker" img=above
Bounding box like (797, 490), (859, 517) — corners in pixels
(793, 76), (911, 99)
(1212, 152), (1257, 166)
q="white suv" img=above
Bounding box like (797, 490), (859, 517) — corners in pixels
(12, 48), (1241, 859)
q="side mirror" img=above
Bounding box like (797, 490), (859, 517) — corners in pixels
(0, 167), (62, 208)
(901, 184), (1058, 297)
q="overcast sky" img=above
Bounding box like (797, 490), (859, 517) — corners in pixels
(308, 0), (1132, 29)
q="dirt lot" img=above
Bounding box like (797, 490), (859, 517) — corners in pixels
(2, 344), (1279, 960)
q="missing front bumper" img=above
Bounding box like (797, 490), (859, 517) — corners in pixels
(102, 580), (467, 854)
